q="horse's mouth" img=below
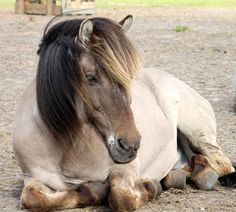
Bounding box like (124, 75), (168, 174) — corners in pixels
(107, 142), (137, 164)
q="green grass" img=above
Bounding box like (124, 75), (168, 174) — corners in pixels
(96, 0), (236, 8)
(1, 0), (236, 8)
(0, 0), (15, 7)
(174, 25), (190, 32)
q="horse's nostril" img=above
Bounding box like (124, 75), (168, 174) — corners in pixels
(128, 149), (137, 158)
(134, 142), (140, 151)
(117, 138), (129, 151)
(117, 138), (141, 153)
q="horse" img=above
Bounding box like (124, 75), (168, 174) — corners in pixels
(12, 15), (235, 211)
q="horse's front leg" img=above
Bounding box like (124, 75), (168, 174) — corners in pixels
(20, 178), (108, 211)
(108, 167), (162, 211)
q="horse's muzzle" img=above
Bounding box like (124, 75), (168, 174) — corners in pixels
(108, 137), (140, 164)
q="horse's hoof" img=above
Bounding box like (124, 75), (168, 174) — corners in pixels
(155, 180), (163, 197)
(145, 179), (162, 199)
(163, 169), (187, 189)
(140, 179), (162, 201)
(192, 168), (218, 191)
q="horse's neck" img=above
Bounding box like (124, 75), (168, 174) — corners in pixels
(60, 123), (113, 182)
(61, 123), (108, 160)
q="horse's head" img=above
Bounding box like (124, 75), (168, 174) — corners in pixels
(76, 16), (141, 163)
(37, 16), (141, 164)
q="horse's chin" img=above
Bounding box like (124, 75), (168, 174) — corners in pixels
(112, 155), (137, 164)
(108, 146), (137, 164)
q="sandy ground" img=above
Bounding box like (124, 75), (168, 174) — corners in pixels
(0, 7), (236, 212)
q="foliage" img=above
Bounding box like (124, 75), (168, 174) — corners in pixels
(0, 0), (15, 7)
(96, 0), (236, 8)
(174, 25), (190, 32)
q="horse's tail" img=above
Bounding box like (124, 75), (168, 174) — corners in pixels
(219, 162), (236, 188)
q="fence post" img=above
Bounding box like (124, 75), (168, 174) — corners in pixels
(15, 0), (24, 14)
(46, 0), (54, 15)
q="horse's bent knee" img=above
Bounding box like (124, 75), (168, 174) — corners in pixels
(21, 181), (108, 210)
(109, 179), (162, 211)
(20, 184), (47, 209)
(109, 187), (137, 211)
(207, 154), (234, 177)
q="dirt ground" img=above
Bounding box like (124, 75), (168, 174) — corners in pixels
(0, 7), (236, 212)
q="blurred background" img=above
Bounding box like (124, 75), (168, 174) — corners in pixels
(1, 0), (236, 8)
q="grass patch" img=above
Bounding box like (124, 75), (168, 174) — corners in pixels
(0, 0), (15, 7)
(96, 0), (236, 8)
(1, 0), (236, 8)
(174, 25), (190, 32)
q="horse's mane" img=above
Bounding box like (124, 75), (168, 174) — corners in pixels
(36, 17), (141, 141)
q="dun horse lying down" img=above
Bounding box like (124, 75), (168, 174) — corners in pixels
(13, 15), (235, 211)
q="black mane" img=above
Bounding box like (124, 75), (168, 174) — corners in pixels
(36, 19), (84, 141)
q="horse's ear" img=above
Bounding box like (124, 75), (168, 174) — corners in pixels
(119, 15), (133, 32)
(77, 19), (94, 46)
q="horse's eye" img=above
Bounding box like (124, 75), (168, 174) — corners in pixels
(86, 74), (98, 84)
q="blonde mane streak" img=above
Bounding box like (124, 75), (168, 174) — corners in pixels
(91, 32), (141, 91)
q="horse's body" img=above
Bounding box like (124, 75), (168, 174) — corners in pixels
(12, 69), (186, 188)
(13, 16), (234, 211)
